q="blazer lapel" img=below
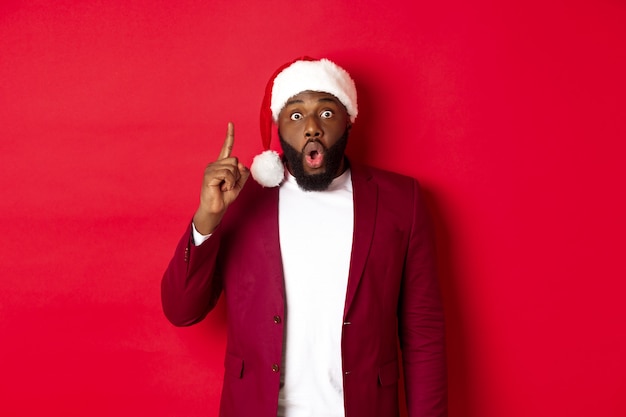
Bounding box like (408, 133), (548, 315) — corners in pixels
(344, 163), (378, 317)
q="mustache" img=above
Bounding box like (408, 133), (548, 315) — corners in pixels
(281, 132), (348, 157)
(301, 138), (327, 154)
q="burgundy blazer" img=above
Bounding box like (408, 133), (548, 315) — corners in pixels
(162, 162), (447, 417)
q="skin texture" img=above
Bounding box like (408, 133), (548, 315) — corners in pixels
(192, 122), (250, 235)
(277, 90), (352, 182)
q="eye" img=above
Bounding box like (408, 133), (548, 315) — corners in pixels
(320, 110), (334, 119)
(290, 112), (303, 121)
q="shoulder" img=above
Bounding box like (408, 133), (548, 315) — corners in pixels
(351, 161), (421, 193)
(350, 162), (429, 223)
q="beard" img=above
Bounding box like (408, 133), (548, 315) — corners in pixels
(279, 129), (349, 191)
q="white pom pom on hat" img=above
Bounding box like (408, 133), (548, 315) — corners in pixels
(251, 57), (358, 187)
(250, 149), (284, 188)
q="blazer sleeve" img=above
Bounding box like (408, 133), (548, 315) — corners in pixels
(399, 180), (448, 417)
(161, 222), (224, 327)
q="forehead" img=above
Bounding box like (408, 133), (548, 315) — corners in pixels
(284, 90), (343, 107)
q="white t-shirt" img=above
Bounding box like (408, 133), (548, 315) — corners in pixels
(277, 169), (354, 417)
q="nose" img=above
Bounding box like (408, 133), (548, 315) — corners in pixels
(304, 116), (322, 138)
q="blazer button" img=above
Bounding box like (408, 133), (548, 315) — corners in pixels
(273, 315), (282, 324)
(272, 364), (280, 373)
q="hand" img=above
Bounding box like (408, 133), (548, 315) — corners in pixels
(193, 122), (250, 235)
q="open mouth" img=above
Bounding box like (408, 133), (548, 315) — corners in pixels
(303, 141), (325, 169)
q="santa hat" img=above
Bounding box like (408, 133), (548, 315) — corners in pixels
(250, 57), (358, 187)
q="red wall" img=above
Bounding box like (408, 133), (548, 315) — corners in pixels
(1, 1), (625, 416)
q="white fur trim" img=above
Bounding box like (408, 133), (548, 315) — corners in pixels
(250, 150), (284, 187)
(271, 59), (358, 123)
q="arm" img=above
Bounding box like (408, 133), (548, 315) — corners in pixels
(161, 222), (223, 326)
(399, 180), (448, 417)
(161, 122), (249, 326)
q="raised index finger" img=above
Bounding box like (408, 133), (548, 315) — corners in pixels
(218, 122), (235, 160)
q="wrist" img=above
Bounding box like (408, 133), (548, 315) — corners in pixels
(192, 208), (222, 235)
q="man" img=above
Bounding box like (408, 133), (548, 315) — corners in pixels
(161, 58), (447, 417)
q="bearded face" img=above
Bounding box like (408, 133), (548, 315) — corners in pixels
(279, 128), (349, 191)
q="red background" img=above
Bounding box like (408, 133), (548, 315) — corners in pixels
(1, 1), (625, 416)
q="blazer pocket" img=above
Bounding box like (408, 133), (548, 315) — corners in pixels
(378, 359), (399, 386)
(224, 352), (244, 379)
